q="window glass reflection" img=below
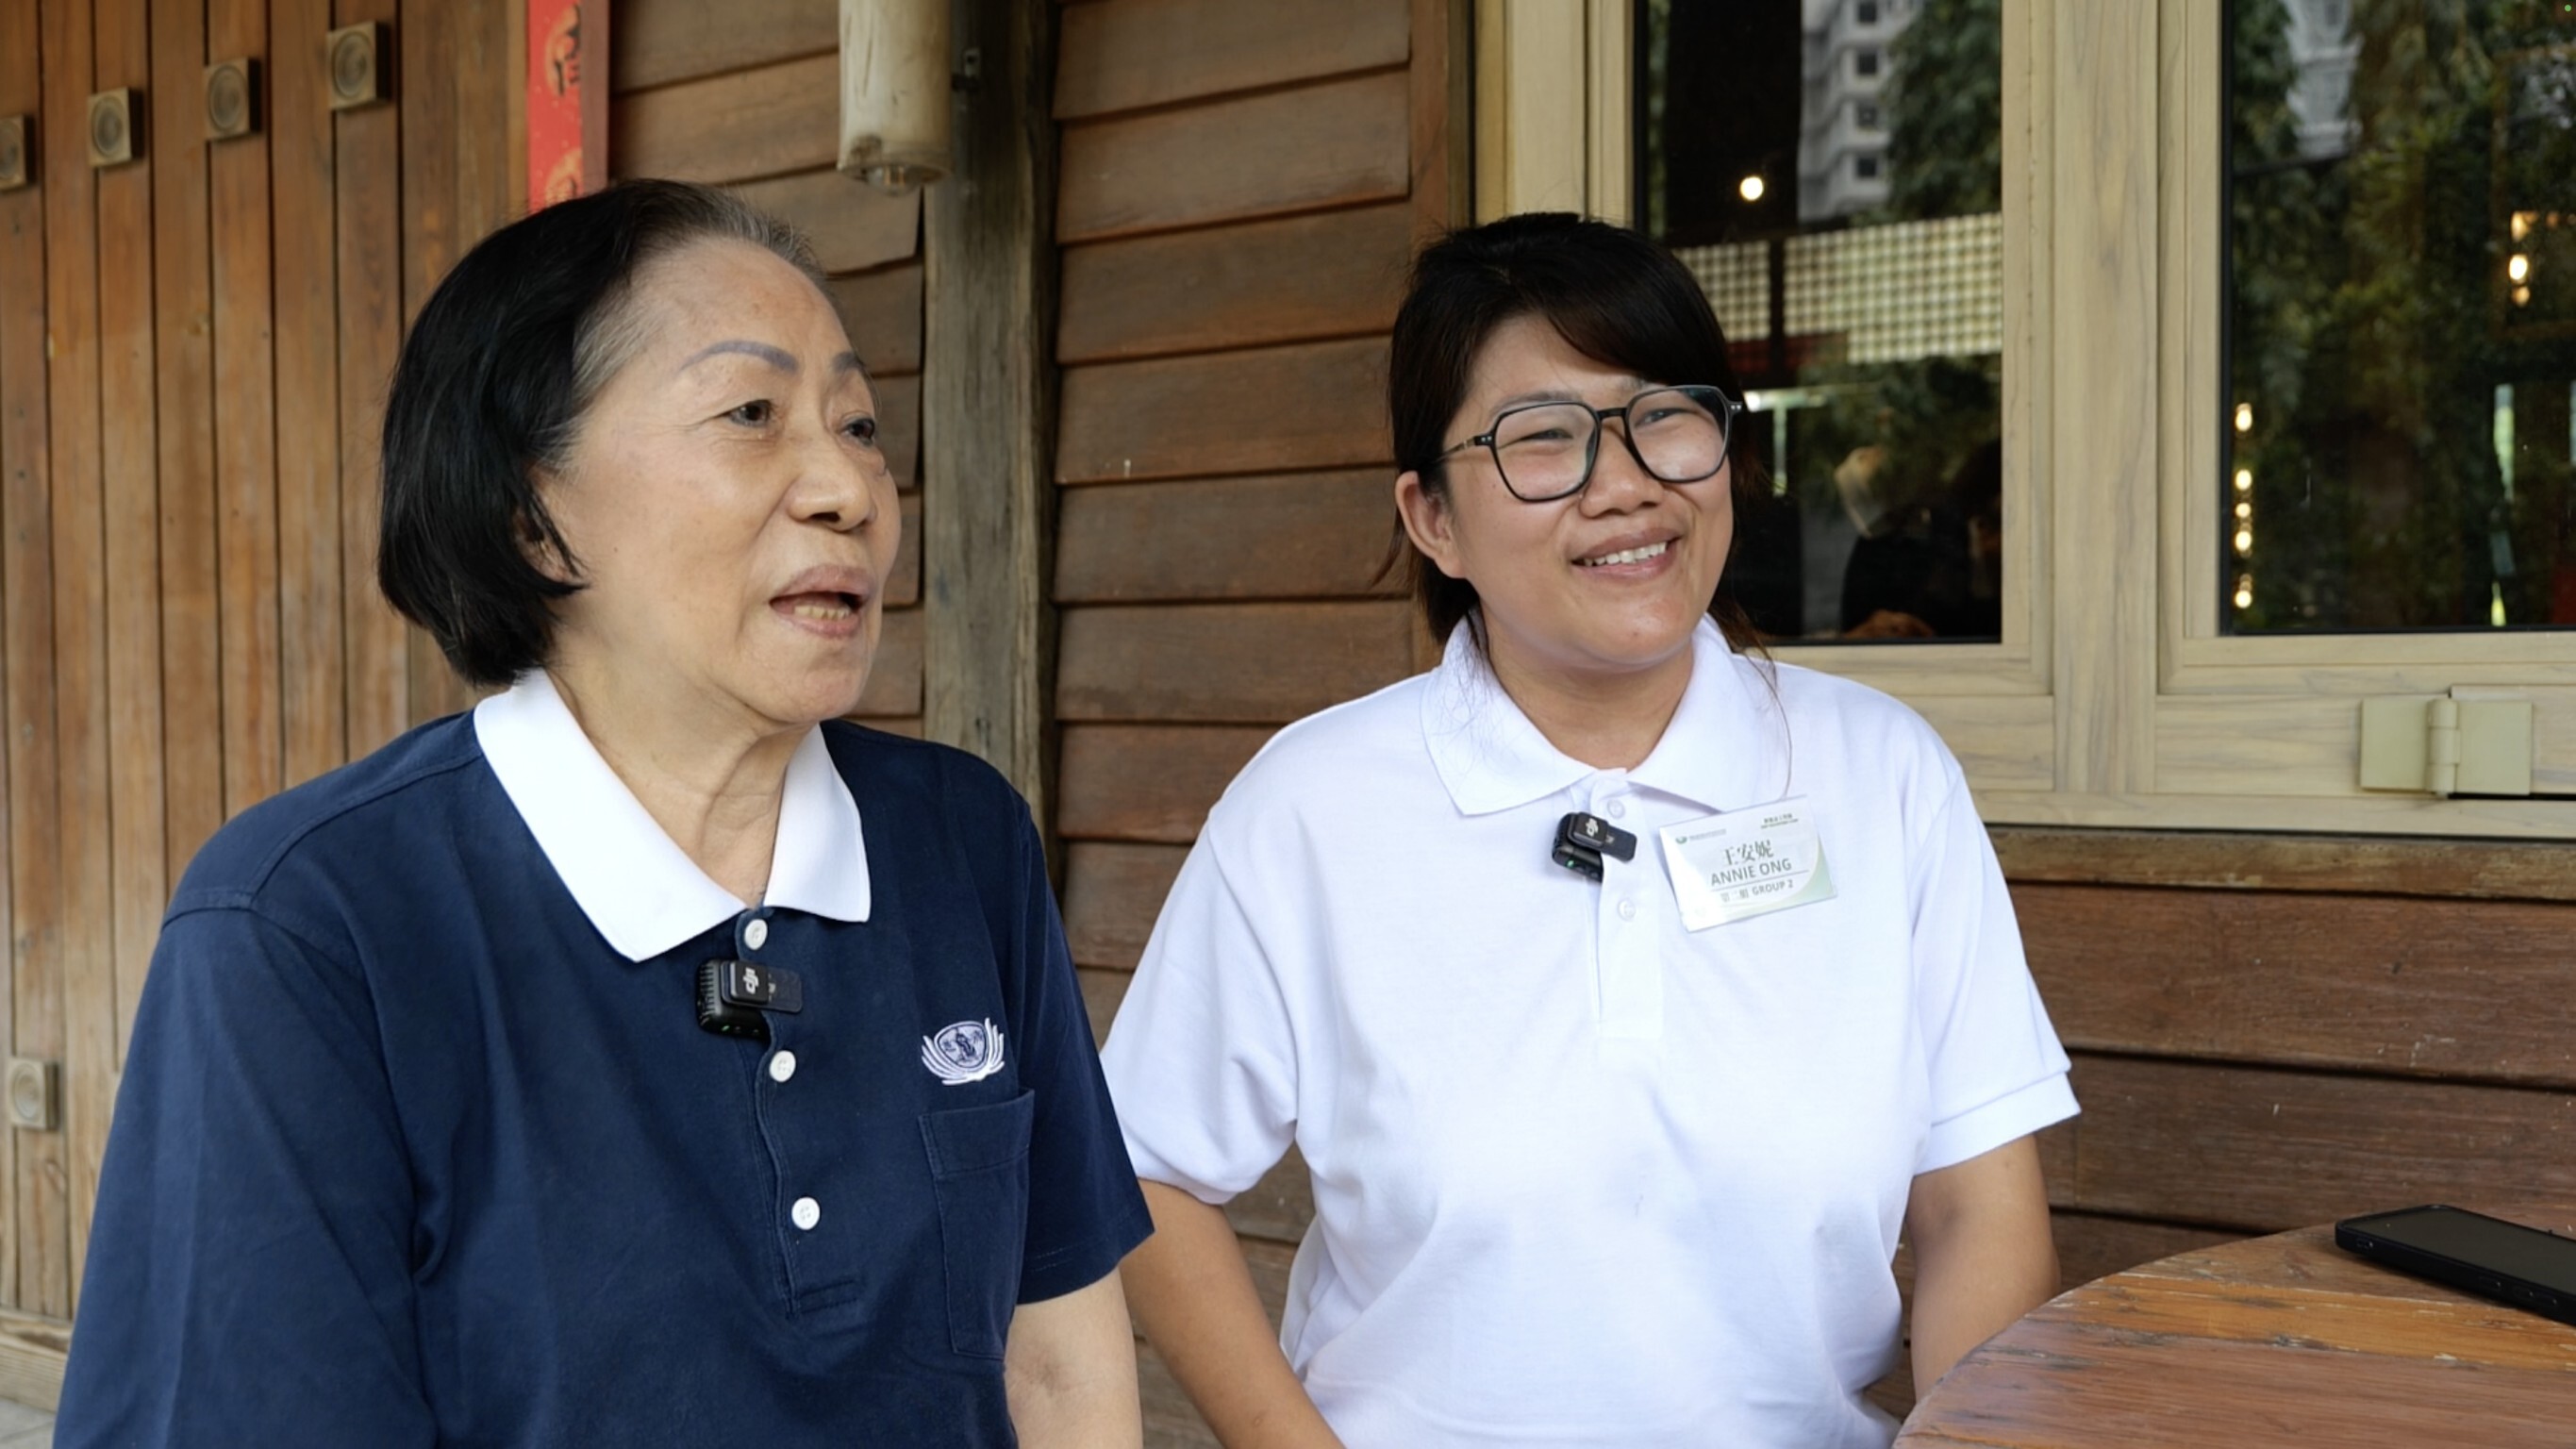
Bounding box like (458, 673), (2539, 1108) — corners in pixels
(2226, 0), (2576, 631)
(1637, 0), (2005, 643)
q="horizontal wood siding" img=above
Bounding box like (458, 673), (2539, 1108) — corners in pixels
(610, 0), (926, 726)
(1051, 3), (1454, 1441)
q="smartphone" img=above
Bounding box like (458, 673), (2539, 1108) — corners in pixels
(2335, 1205), (2576, 1326)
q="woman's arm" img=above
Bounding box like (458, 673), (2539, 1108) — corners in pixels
(1903, 1134), (2058, 1390)
(1005, 1270), (1143, 1449)
(1122, 1181), (1345, 1449)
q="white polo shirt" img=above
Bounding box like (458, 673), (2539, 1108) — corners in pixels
(1101, 618), (2076, 1449)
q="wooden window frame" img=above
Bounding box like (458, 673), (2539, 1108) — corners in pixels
(1479, 0), (2576, 839)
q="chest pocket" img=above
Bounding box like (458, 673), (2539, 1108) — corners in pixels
(920, 1091), (1036, 1357)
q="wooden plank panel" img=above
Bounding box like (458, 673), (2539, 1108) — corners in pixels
(873, 371), (921, 490)
(1055, 472), (1401, 604)
(1, 0), (59, 1319)
(2020, 886), (2576, 1090)
(339, 0), (408, 758)
(401, 0), (474, 727)
(276, 0), (348, 788)
(213, 0), (285, 815)
(85, 0), (160, 1306)
(1057, 204), (1409, 363)
(887, 493), (921, 608)
(852, 608), (922, 718)
(1056, 337), (1389, 485)
(2050, 1210), (2238, 1291)
(156, 0), (223, 887)
(0, 1310), (67, 1412)
(1055, 0), (1410, 120)
(1063, 841), (1187, 969)
(2062, 1054), (2576, 1233)
(1075, 967), (1125, 1049)
(731, 170), (920, 275)
(823, 262), (924, 375)
(612, 54), (839, 185)
(1056, 724), (1271, 842)
(1056, 601), (1413, 724)
(1992, 826), (2576, 905)
(612, 0), (838, 93)
(37, 0), (109, 1323)
(1056, 71), (1410, 243)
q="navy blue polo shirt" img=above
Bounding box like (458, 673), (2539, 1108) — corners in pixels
(58, 680), (1151, 1448)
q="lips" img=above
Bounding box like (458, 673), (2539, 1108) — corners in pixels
(1579, 540), (1671, 568)
(770, 564), (876, 632)
(1575, 527), (1682, 568)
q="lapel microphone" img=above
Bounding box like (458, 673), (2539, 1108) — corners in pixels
(1552, 811), (1637, 882)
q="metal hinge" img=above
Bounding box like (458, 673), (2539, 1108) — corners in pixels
(2358, 692), (2534, 798)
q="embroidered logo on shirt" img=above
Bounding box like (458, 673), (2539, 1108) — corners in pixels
(922, 1019), (1005, 1086)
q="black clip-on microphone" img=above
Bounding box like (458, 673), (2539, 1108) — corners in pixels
(1552, 811), (1637, 882)
(697, 958), (805, 1042)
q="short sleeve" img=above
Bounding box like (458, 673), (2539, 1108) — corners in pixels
(1098, 831), (1299, 1206)
(1001, 809), (1155, 1303)
(1907, 775), (2079, 1173)
(57, 903), (438, 1449)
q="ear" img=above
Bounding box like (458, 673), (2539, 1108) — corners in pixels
(1395, 469), (1468, 581)
(519, 470), (581, 587)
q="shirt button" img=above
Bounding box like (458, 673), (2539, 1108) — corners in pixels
(1606, 799), (1627, 819)
(768, 1050), (798, 1084)
(1618, 898), (1637, 921)
(790, 1196), (821, 1230)
(743, 918), (770, 951)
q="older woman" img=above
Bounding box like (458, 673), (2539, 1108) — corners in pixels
(58, 181), (1148, 1448)
(1102, 213), (2075, 1447)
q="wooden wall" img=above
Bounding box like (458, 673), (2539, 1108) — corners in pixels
(1046, 0), (1463, 1441)
(0, 0), (512, 1404)
(611, 0), (925, 732)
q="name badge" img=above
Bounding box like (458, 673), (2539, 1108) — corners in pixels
(1657, 798), (1836, 931)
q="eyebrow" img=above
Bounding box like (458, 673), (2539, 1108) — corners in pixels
(1487, 378), (1655, 414)
(677, 341), (870, 375)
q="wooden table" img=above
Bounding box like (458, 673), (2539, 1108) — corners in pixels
(1899, 1208), (2576, 1447)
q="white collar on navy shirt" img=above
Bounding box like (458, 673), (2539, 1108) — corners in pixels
(1420, 614), (1780, 818)
(474, 671), (873, 962)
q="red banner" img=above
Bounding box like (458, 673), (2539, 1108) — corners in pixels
(527, 0), (607, 211)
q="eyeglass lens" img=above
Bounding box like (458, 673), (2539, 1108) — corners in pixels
(1490, 387), (1729, 500)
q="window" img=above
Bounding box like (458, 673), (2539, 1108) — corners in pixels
(1855, 46), (1881, 77)
(1859, 1), (1883, 25)
(1854, 153), (1881, 179)
(1856, 101), (1882, 128)
(1476, 0), (2576, 836)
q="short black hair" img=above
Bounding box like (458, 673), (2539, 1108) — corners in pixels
(1388, 212), (1769, 651)
(378, 179), (820, 688)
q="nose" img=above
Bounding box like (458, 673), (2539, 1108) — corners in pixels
(787, 419), (889, 533)
(1579, 416), (1662, 512)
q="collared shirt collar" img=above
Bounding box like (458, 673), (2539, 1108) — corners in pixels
(1421, 615), (1779, 817)
(474, 671), (872, 962)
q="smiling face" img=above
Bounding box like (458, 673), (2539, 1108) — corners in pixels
(1396, 312), (1735, 698)
(536, 237), (899, 734)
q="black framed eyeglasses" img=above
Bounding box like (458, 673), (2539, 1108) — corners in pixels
(1438, 385), (1742, 503)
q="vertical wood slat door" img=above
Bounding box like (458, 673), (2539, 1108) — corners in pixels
(0, 0), (512, 1400)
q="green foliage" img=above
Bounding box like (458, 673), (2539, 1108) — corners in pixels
(1885, 0), (2004, 220)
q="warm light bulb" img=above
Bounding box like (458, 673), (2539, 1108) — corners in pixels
(2235, 500), (2252, 520)
(2508, 253), (2532, 283)
(2234, 528), (2254, 553)
(2234, 403), (2253, 433)
(2513, 211), (2534, 242)
(2515, 285), (2534, 308)
(2234, 585), (2254, 608)
(2234, 468), (2252, 491)
(1738, 175), (1766, 203)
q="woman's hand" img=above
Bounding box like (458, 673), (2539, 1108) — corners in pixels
(1903, 1135), (2059, 1390)
(1122, 1181), (1347, 1449)
(1005, 1270), (1145, 1448)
